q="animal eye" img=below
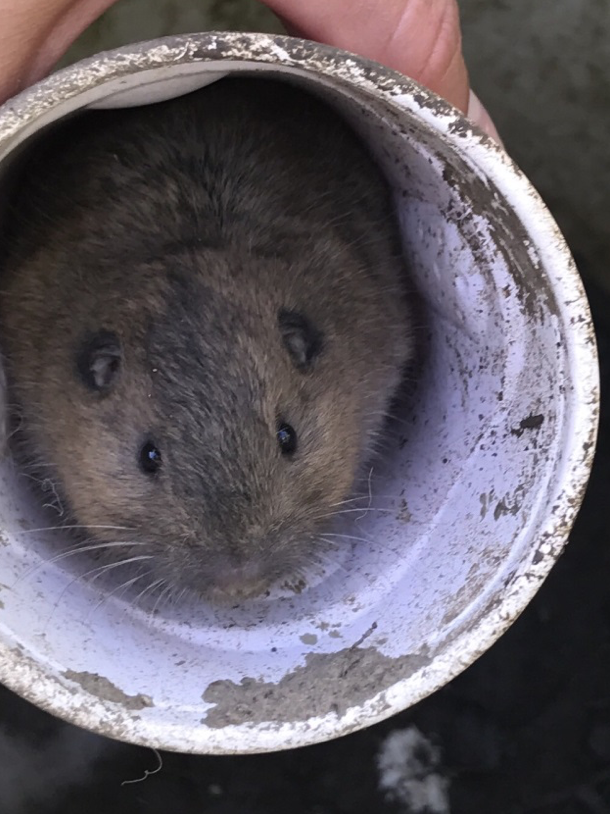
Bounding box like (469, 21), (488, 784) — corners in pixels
(139, 439), (162, 475)
(277, 422), (297, 456)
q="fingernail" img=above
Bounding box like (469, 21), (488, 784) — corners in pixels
(467, 90), (505, 148)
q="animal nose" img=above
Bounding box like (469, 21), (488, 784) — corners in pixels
(211, 559), (267, 599)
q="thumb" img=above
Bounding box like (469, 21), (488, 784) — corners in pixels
(263, 0), (470, 113)
(263, 0), (502, 142)
(0, 0), (115, 104)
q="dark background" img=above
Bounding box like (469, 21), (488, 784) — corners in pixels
(1, 1), (609, 811)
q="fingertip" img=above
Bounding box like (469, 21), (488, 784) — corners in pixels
(467, 90), (504, 146)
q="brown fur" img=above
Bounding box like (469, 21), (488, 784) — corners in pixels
(0, 77), (413, 600)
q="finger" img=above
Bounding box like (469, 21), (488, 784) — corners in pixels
(0, 0), (116, 104)
(467, 90), (504, 145)
(265, 0), (470, 112)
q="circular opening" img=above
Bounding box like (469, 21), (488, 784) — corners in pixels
(0, 35), (597, 754)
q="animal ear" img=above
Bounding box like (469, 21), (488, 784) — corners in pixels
(278, 309), (324, 371)
(77, 330), (122, 392)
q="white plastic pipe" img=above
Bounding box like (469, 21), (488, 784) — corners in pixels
(0, 32), (599, 754)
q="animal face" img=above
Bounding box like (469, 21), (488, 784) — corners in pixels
(32, 251), (384, 600)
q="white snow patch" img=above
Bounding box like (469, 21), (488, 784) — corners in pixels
(377, 726), (450, 813)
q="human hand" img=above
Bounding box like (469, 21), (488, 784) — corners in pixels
(0, 0), (500, 140)
(0, 0), (116, 105)
(264, 0), (501, 140)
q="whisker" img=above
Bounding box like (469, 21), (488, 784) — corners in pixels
(312, 507), (400, 522)
(318, 532), (374, 545)
(326, 496), (378, 509)
(150, 583), (172, 620)
(85, 555), (154, 587)
(132, 577), (165, 610)
(41, 555), (151, 634)
(9, 524), (136, 535)
(174, 587), (189, 607)
(86, 572), (151, 622)
(160, 585), (177, 615)
(38, 539), (145, 564)
(11, 540), (147, 589)
(329, 492), (420, 504)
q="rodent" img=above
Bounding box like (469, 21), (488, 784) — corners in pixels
(0, 76), (413, 602)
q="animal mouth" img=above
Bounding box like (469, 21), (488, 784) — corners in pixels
(185, 559), (271, 602)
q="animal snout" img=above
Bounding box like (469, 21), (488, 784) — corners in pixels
(206, 557), (268, 600)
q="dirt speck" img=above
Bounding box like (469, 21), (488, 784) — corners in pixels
(397, 499), (412, 523)
(511, 414), (545, 438)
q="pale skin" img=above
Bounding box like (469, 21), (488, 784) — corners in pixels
(0, 0), (499, 139)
